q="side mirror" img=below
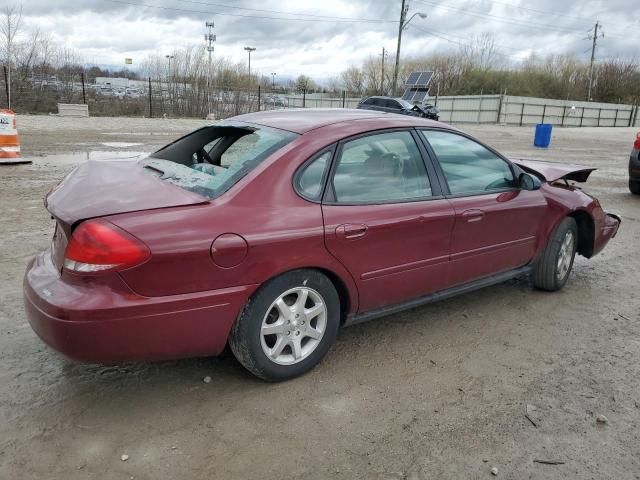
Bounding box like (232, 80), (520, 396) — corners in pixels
(519, 172), (542, 191)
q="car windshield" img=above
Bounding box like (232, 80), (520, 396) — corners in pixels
(142, 122), (297, 199)
(397, 99), (415, 109)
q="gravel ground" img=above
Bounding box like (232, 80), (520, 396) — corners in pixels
(1, 115), (639, 480)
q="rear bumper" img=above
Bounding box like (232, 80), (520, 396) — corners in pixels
(23, 249), (257, 363)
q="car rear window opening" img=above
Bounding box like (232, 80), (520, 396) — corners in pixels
(143, 122), (297, 199)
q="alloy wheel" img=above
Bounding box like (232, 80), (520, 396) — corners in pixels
(260, 287), (327, 365)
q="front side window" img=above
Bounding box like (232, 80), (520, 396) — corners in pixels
(420, 130), (515, 194)
(331, 131), (432, 203)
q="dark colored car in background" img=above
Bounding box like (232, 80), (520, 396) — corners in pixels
(358, 95), (440, 121)
(24, 109), (620, 381)
(629, 132), (640, 194)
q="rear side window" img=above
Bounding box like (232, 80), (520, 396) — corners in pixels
(296, 150), (332, 201)
(420, 130), (515, 194)
(331, 131), (432, 203)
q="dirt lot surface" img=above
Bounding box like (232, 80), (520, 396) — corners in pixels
(1, 115), (639, 479)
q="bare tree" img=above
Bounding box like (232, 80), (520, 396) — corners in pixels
(0, 2), (23, 108)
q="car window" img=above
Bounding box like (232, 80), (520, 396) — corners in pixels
(420, 130), (515, 194)
(296, 150), (332, 200)
(331, 131), (432, 203)
(361, 98), (374, 105)
(145, 122), (297, 199)
(384, 99), (400, 110)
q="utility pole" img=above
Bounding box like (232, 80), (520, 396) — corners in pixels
(380, 47), (387, 95)
(587, 21), (604, 102)
(391, 3), (427, 97)
(392, 0), (408, 97)
(244, 46), (256, 85)
(205, 21), (216, 111)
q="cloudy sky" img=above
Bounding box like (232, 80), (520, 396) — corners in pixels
(14, 0), (640, 80)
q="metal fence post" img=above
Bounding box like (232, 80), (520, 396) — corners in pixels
(597, 108), (601, 127)
(541, 104), (546, 124)
(81, 72), (87, 104)
(561, 105), (567, 127)
(303, 89), (306, 108)
(477, 95), (483, 123)
(342, 90), (346, 108)
(633, 105), (639, 127)
(148, 77), (153, 118)
(2, 66), (8, 109)
(519, 103), (525, 126)
(450, 97), (456, 123)
(628, 106), (635, 127)
(496, 94), (503, 124)
(579, 107), (585, 127)
(257, 85), (261, 112)
(613, 108), (619, 127)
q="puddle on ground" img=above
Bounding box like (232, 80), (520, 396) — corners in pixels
(100, 142), (144, 148)
(26, 151), (148, 166)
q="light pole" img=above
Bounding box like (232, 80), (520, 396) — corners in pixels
(204, 21), (216, 110)
(165, 54), (175, 81)
(391, 3), (427, 96)
(244, 46), (256, 85)
(271, 72), (276, 89)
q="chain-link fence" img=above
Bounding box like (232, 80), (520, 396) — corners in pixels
(0, 71), (359, 119)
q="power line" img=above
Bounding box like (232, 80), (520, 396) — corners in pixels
(413, 0), (590, 34)
(104, 0), (396, 23)
(172, 0), (395, 23)
(460, 0), (594, 23)
(409, 24), (525, 61)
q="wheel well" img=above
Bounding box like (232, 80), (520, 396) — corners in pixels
(569, 210), (594, 258)
(314, 268), (351, 325)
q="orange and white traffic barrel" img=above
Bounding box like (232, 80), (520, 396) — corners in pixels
(0, 109), (21, 161)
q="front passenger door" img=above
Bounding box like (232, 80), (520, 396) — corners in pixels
(419, 129), (547, 286)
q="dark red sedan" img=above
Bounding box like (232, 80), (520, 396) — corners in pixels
(24, 109), (620, 381)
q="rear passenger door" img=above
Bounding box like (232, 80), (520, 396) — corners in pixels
(321, 130), (455, 312)
(418, 129), (547, 286)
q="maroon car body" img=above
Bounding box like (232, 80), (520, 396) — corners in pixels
(24, 109), (620, 377)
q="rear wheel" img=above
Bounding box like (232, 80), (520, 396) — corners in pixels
(229, 269), (340, 381)
(532, 217), (578, 291)
(630, 180), (640, 195)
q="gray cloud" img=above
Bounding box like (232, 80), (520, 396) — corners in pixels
(15, 0), (640, 79)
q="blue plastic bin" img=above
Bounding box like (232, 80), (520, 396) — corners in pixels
(534, 123), (552, 148)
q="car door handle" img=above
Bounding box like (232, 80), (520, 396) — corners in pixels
(461, 209), (484, 222)
(336, 224), (368, 240)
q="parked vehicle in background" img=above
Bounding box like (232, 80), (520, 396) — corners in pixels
(358, 96), (440, 120)
(629, 132), (640, 194)
(24, 109), (620, 381)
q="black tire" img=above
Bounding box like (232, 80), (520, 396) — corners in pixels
(532, 217), (578, 291)
(228, 269), (340, 381)
(630, 180), (640, 195)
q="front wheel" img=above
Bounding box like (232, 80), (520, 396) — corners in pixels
(630, 179), (640, 195)
(532, 217), (578, 291)
(229, 269), (340, 381)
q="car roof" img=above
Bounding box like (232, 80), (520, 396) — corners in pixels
(231, 108), (444, 134)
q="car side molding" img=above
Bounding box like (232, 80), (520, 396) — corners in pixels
(344, 265), (533, 327)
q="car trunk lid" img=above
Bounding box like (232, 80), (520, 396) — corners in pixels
(46, 159), (208, 231)
(512, 159), (596, 183)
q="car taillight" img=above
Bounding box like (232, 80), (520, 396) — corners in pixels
(634, 132), (640, 150)
(63, 219), (150, 273)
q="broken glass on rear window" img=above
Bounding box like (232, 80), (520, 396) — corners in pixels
(142, 122), (297, 199)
